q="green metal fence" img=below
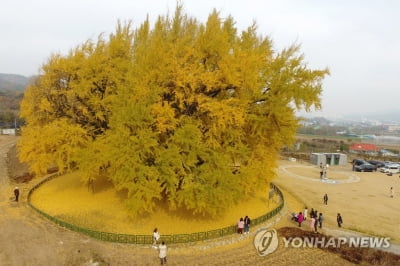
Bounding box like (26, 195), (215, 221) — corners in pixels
(27, 175), (284, 244)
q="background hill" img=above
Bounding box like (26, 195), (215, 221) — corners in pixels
(0, 73), (30, 91)
(0, 73), (31, 128)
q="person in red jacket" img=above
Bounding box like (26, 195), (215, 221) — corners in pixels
(297, 212), (304, 227)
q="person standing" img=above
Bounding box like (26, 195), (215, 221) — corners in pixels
(14, 187), (20, 202)
(304, 207), (308, 221)
(158, 241), (167, 265)
(291, 212), (298, 222)
(323, 165), (327, 179)
(237, 217), (245, 234)
(313, 214), (319, 232)
(337, 213), (343, 228)
(297, 212), (304, 227)
(309, 215), (315, 232)
(244, 215), (251, 234)
(323, 194), (328, 205)
(153, 228), (160, 248)
(318, 213), (324, 229)
(390, 187), (394, 198)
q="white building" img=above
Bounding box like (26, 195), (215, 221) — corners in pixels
(310, 153), (347, 166)
(0, 128), (16, 135)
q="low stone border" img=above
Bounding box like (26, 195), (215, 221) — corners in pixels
(27, 174), (285, 244)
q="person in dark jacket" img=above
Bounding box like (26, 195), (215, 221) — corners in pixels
(318, 213), (324, 228)
(323, 194), (328, 205)
(337, 213), (343, 227)
(244, 215), (251, 234)
(14, 187), (20, 202)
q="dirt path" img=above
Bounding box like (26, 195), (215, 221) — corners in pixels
(0, 136), (384, 265)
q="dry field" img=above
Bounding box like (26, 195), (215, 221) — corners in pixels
(275, 160), (400, 242)
(1, 135), (399, 265)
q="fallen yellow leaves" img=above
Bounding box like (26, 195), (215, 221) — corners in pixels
(30, 172), (278, 235)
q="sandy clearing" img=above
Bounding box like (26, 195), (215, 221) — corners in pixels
(274, 159), (400, 242)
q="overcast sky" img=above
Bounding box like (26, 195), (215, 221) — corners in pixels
(1, 0), (399, 117)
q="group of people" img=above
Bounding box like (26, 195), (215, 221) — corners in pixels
(237, 215), (251, 234)
(291, 199), (344, 233)
(291, 191), (346, 233)
(153, 214), (252, 264)
(292, 208), (324, 233)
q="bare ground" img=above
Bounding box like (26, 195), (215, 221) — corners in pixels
(1, 135), (399, 265)
(275, 160), (400, 242)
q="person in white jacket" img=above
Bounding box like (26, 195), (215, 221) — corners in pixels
(158, 241), (167, 265)
(153, 228), (160, 248)
(304, 207), (308, 221)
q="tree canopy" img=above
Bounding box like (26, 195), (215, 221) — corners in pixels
(18, 6), (329, 217)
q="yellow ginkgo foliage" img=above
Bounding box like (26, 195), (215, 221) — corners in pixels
(19, 6), (329, 217)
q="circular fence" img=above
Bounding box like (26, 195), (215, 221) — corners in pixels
(27, 174), (284, 244)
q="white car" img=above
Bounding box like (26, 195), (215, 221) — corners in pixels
(380, 164), (400, 174)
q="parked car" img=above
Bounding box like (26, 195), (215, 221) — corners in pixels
(355, 163), (376, 172)
(367, 160), (385, 168)
(383, 161), (395, 167)
(352, 159), (368, 166)
(380, 164), (400, 174)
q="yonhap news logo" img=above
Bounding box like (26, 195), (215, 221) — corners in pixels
(282, 236), (391, 249)
(253, 228), (279, 256)
(254, 228), (391, 256)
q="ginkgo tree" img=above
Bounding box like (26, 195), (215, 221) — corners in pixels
(19, 6), (329, 217)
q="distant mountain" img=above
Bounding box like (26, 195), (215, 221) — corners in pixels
(0, 73), (29, 127)
(344, 111), (400, 124)
(0, 73), (31, 91)
(298, 110), (400, 124)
